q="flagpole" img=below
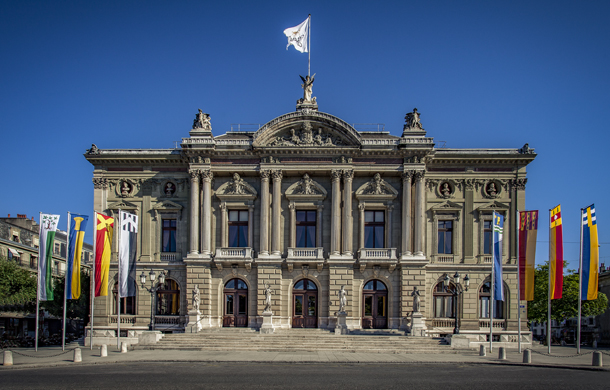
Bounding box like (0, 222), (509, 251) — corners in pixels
(308, 14), (311, 77)
(517, 209), (522, 353)
(62, 212), (70, 351)
(35, 211), (42, 352)
(577, 207), (584, 354)
(90, 211), (97, 350)
(490, 211), (495, 352)
(117, 209), (121, 350)
(547, 208), (552, 354)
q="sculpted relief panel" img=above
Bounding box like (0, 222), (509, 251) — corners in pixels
(268, 121), (343, 147)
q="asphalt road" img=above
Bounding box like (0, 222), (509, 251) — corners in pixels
(1, 362), (607, 389)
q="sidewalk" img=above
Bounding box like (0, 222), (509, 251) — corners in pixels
(1, 344), (607, 371)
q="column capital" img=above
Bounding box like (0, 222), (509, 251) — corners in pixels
(201, 169), (213, 182)
(413, 170), (426, 182)
(331, 169), (342, 182)
(220, 202), (227, 211)
(271, 169), (283, 182)
(189, 169), (201, 182)
(260, 169), (271, 180)
(289, 201), (296, 210)
(342, 169), (354, 181)
(358, 203), (366, 211)
(402, 171), (414, 182)
(512, 178), (527, 191)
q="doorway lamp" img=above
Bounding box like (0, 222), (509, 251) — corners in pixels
(140, 270), (166, 331)
(442, 272), (469, 335)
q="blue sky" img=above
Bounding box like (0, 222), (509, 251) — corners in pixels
(1, 0), (609, 271)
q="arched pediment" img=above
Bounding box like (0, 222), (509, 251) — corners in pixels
(286, 174), (327, 201)
(355, 173), (398, 201)
(216, 173), (257, 201)
(252, 111), (361, 148)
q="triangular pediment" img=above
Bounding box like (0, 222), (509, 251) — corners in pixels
(152, 200), (183, 211)
(476, 201), (510, 213)
(216, 173), (257, 201)
(430, 200), (462, 212)
(107, 200), (138, 211)
(252, 112), (361, 148)
(355, 173), (398, 200)
(286, 174), (327, 200)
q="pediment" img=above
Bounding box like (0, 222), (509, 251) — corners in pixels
(152, 200), (183, 211)
(355, 173), (398, 201)
(286, 174), (327, 201)
(107, 200), (138, 212)
(476, 201), (510, 213)
(252, 112), (361, 148)
(216, 173), (257, 201)
(429, 200), (462, 212)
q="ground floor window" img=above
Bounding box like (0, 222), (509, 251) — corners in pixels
(156, 279), (180, 315)
(479, 282), (505, 319)
(433, 283), (455, 318)
(113, 281), (136, 315)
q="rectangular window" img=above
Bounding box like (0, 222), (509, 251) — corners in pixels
(54, 243), (60, 255)
(30, 256), (36, 269)
(483, 220), (492, 254)
(228, 210), (248, 247)
(296, 211), (316, 248)
(162, 219), (177, 252)
(437, 220), (453, 254)
(364, 210), (385, 248)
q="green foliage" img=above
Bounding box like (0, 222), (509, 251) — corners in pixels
(528, 261), (608, 324)
(42, 271), (90, 323)
(0, 256), (37, 311)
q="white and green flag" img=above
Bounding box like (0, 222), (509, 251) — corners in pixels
(38, 214), (60, 301)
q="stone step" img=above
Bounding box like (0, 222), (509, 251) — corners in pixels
(136, 345), (464, 354)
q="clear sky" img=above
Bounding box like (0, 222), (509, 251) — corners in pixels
(1, 0), (609, 271)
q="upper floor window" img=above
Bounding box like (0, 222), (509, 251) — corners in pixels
(437, 220), (453, 254)
(296, 211), (316, 248)
(364, 211), (385, 248)
(162, 219), (177, 252)
(54, 243), (60, 255)
(228, 210), (248, 247)
(12, 235), (19, 243)
(483, 220), (492, 254)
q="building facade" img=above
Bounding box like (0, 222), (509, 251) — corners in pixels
(85, 96), (536, 345)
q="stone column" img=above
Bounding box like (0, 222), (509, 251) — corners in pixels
(402, 172), (413, 256)
(259, 170), (271, 255)
(289, 202), (296, 248)
(188, 170), (200, 255)
(271, 170), (283, 256)
(342, 170), (354, 256)
(386, 205), (394, 248)
(358, 203), (365, 250)
(331, 170), (342, 256)
(463, 179), (475, 263)
(316, 205), (323, 247)
(248, 205), (254, 248)
(201, 170), (213, 256)
(414, 170), (426, 256)
(220, 202), (227, 248)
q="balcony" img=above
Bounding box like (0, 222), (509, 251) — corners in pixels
(431, 254), (456, 264)
(286, 247), (324, 261)
(358, 248), (397, 261)
(214, 247), (254, 271)
(160, 252), (180, 262)
(478, 319), (507, 330)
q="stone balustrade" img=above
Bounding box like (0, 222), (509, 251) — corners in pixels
(358, 248), (397, 261)
(287, 247), (324, 261)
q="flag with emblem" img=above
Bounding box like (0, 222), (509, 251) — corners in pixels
(38, 214), (60, 301)
(492, 211), (504, 301)
(94, 213), (114, 297)
(581, 205), (599, 300)
(284, 16), (309, 53)
(119, 211), (138, 297)
(519, 211), (538, 301)
(66, 214), (88, 299)
(550, 205), (564, 299)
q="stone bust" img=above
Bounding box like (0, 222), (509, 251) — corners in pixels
(121, 181), (132, 197)
(487, 182), (497, 196)
(441, 182), (451, 197)
(164, 182), (175, 197)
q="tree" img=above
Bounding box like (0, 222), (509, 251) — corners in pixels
(528, 261), (608, 324)
(41, 270), (90, 326)
(0, 256), (37, 312)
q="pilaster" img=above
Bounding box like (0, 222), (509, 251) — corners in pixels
(342, 169), (353, 256)
(188, 169), (200, 255)
(201, 170), (213, 257)
(463, 179), (475, 263)
(401, 171), (413, 258)
(271, 169), (283, 256)
(258, 170), (271, 257)
(330, 170), (342, 256)
(413, 170), (426, 256)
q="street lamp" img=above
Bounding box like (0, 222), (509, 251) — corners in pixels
(443, 272), (469, 334)
(140, 270), (166, 331)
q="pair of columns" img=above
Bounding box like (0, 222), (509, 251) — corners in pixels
(401, 170), (426, 257)
(259, 170), (283, 256)
(331, 169), (354, 256)
(189, 169), (213, 256)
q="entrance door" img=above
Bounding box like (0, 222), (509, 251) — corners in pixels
(292, 279), (317, 328)
(223, 279), (248, 327)
(362, 279), (387, 329)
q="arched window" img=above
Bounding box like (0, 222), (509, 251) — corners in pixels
(433, 283), (455, 318)
(156, 279), (180, 315)
(113, 281), (136, 315)
(479, 282), (505, 319)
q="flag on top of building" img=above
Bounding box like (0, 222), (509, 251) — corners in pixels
(492, 211), (504, 301)
(95, 213), (114, 297)
(66, 214), (88, 300)
(581, 204), (599, 300)
(550, 205), (564, 299)
(284, 16), (309, 53)
(119, 211), (138, 297)
(519, 211), (538, 301)
(38, 214), (60, 301)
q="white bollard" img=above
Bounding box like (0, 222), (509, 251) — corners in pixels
(523, 349), (531, 363)
(498, 347), (506, 360)
(3, 351), (13, 366)
(592, 351), (603, 367)
(120, 342), (128, 353)
(73, 348), (82, 363)
(100, 344), (108, 357)
(479, 345), (486, 356)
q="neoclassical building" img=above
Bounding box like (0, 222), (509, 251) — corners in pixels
(85, 92), (536, 345)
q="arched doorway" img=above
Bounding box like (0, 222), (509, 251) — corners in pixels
(223, 278), (248, 327)
(362, 279), (387, 329)
(292, 279), (318, 328)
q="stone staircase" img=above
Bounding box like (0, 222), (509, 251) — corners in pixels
(134, 328), (465, 354)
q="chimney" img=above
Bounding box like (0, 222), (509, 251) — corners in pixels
(17, 214), (26, 219)
(7, 214), (10, 218)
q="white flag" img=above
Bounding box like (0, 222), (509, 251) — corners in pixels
(284, 17), (309, 53)
(119, 211), (138, 297)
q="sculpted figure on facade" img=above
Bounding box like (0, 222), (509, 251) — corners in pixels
(363, 173), (388, 195)
(411, 286), (421, 313)
(226, 173), (247, 195)
(299, 74), (315, 102)
(263, 283), (273, 313)
(192, 285), (200, 312)
(121, 181), (132, 197)
(294, 174), (319, 195)
(405, 108), (423, 130)
(486, 182), (498, 197)
(164, 182), (176, 197)
(337, 285), (348, 313)
(193, 109), (211, 130)
(86, 143), (100, 155)
(269, 121), (339, 147)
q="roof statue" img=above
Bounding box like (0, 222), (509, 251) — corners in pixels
(193, 109), (211, 130)
(404, 108), (423, 130)
(298, 74), (316, 104)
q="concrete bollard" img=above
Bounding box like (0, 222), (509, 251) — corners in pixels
(479, 345), (486, 356)
(120, 342), (128, 353)
(523, 349), (531, 363)
(73, 348), (82, 363)
(592, 351), (603, 367)
(498, 347), (506, 360)
(100, 344), (107, 357)
(3, 350), (13, 366)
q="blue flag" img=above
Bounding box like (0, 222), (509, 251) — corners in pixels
(493, 211), (504, 301)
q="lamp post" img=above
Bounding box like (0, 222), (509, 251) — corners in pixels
(443, 272), (469, 334)
(140, 270), (166, 331)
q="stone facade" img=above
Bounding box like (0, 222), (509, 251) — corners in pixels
(84, 101), (536, 344)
